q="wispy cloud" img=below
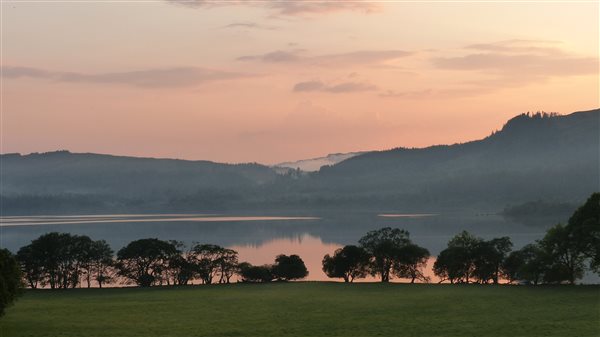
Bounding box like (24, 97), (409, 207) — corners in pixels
(168, 0), (379, 16)
(237, 50), (303, 63)
(267, 0), (379, 16)
(238, 49), (413, 67)
(379, 40), (598, 100)
(293, 80), (377, 93)
(464, 39), (564, 55)
(434, 54), (596, 77)
(2, 66), (255, 88)
(430, 40), (598, 93)
(379, 89), (433, 99)
(434, 40), (597, 79)
(221, 22), (278, 30)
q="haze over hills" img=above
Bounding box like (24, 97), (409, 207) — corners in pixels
(1, 108), (598, 214)
(275, 152), (366, 172)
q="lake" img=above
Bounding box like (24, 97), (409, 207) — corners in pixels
(0, 211), (561, 283)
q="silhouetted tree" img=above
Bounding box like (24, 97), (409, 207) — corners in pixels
(17, 232), (94, 289)
(539, 224), (585, 284)
(160, 241), (188, 286)
(434, 231), (481, 283)
(501, 249), (524, 284)
(161, 241), (197, 286)
(16, 245), (44, 289)
(86, 240), (114, 288)
(167, 254), (195, 285)
(503, 243), (546, 285)
(433, 246), (468, 284)
(472, 237), (512, 284)
(322, 245), (369, 282)
(0, 249), (22, 317)
(116, 238), (178, 287)
(190, 244), (223, 285)
(238, 263), (273, 283)
(272, 254), (308, 281)
(393, 244), (431, 284)
(71, 235), (95, 288)
(359, 227), (410, 282)
(216, 248), (239, 284)
(565, 193), (600, 274)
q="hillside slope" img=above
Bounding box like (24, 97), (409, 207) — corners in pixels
(302, 109), (598, 208)
(1, 109), (597, 213)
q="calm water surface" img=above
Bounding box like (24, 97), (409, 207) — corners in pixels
(0, 211), (556, 283)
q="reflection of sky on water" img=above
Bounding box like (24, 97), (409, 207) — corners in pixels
(0, 211), (552, 254)
(0, 215), (319, 227)
(3, 210), (590, 283)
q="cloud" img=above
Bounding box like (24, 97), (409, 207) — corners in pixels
(293, 80), (325, 92)
(168, 0), (379, 16)
(312, 50), (413, 66)
(237, 50), (302, 63)
(2, 66), (254, 88)
(222, 22), (278, 30)
(434, 40), (597, 77)
(3, 66), (50, 78)
(431, 40), (598, 91)
(293, 80), (377, 93)
(379, 89), (433, 99)
(267, 1), (379, 16)
(434, 54), (596, 76)
(464, 39), (565, 55)
(238, 49), (413, 67)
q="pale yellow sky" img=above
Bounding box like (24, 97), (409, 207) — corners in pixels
(2, 1), (599, 163)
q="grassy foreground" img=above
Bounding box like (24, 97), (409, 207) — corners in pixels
(1, 283), (598, 337)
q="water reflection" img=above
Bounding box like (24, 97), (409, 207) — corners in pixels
(0, 215), (318, 227)
(378, 214), (438, 218)
(233, 234), (340, 281)
(233, 234), (441, 283)
(0, 211), (564, 282)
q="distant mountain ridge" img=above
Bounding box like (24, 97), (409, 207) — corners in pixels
(1, 151), (276, 197)
(306, 109), (598, 208)
(1, 108), (598, 214)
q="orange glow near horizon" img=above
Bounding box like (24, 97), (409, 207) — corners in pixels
(2, 2), (598, 164)
(232, 234), (442, 283)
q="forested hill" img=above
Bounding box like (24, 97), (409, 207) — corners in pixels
(306, 109), (599, 208)
(0, 152), (278, 213)
(1, 108), (598, 214)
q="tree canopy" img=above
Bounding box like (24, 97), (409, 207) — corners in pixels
(322, 245), (369, 282)
(0, 249), (22, 317)
(272, 255), (308, 281)
(358, 227), (411, 282)
(116, 238), (179, 287)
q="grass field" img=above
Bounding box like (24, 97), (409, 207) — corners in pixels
(1, 283), (598, 337)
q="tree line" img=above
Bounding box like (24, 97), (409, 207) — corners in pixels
(14, 235), (309, 289)
(322, 193), (599, 284)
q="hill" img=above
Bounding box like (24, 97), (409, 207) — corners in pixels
(296, 109), (599, 209)
(0, 151), (277, 214)
(1, 109), (598, 213)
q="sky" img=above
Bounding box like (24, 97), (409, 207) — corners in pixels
(2, 0), (599, 164)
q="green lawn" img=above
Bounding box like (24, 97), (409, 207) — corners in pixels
(1, 283), (598, 337)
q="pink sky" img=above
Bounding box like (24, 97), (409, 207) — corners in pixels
(2, 1), (598, 164)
